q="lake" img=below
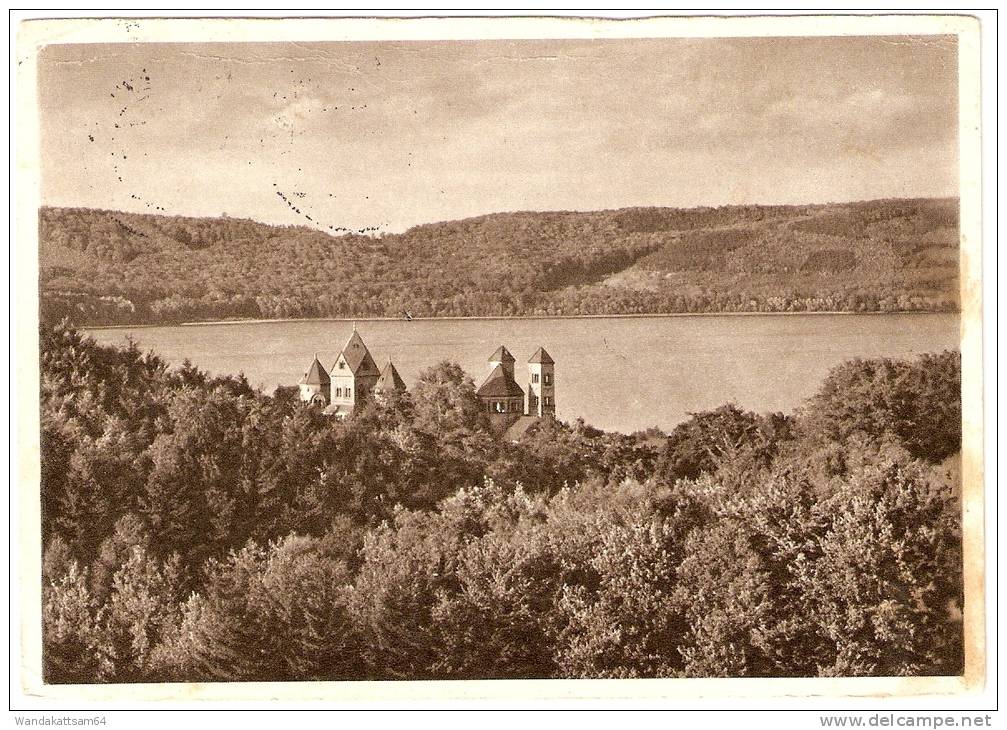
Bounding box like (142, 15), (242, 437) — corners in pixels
(85, 313), (959, 434)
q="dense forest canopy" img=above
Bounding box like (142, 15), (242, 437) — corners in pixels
(41, 322), (963, 682)
(39, 198), (959, 326)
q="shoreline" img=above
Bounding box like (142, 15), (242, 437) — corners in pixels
(82, 310), (959, 331)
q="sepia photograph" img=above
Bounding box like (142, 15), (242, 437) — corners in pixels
(13, 13), (987, 705)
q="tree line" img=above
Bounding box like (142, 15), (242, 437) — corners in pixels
(39, 199), (959, 326)
(41, 321), (962, 681)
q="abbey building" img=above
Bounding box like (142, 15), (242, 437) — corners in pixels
(297, 330), (556, 434)
(474, 344), (555, 423)
(297, 328), (407, 417)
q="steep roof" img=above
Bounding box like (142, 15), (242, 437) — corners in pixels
(374, 361), (407, 393)
(489, 345), (516, 364)
(333, 330), (380, 377)
(477, 364), (525, 398)
(528, 347), (554, 364)
(503, 415), (542, 442)
(301, 356), (330, 385)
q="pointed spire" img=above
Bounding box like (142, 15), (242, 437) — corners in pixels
(301, 355), (330, 385)
(528, 347), (554, 364)
(334, 328), (380, 376)
(375, 360), (407, 393)
(489, 345), (515, 364)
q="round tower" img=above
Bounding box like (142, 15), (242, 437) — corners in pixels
(299, 354), (330, 405)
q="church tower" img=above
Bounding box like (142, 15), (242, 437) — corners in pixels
(299, 354), (330, 406)
(527, 347), (555, 417)
(488, 345), (516, 380)
(477, 345), (525, 428)
(327, 328), (381, 417)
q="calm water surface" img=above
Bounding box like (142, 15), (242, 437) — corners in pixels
(86, 314), (959, 433)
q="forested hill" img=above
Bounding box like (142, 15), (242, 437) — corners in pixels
(39, 198), (959, 326)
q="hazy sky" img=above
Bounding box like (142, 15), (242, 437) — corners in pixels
(39, 36), (958, 233)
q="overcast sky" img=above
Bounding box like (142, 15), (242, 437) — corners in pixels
(38, 36), (958, 233)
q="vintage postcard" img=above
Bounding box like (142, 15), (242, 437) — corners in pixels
(13, 14), (985, 703)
